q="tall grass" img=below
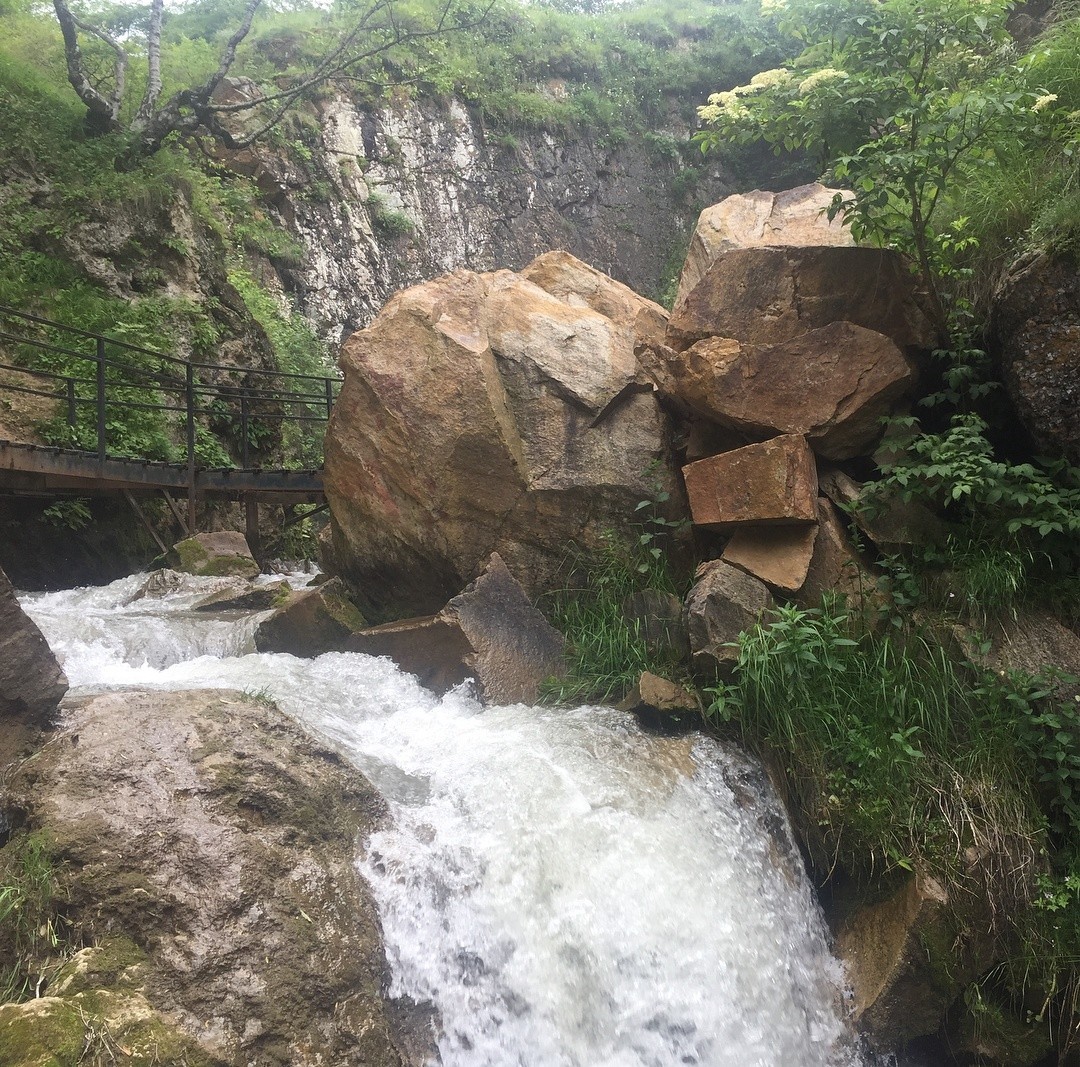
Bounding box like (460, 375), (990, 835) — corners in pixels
(708, 603), (1047, 905)
(0, 832), (66, 1003)
(540, 532), (688, 705)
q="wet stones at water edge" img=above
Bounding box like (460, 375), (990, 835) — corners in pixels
(2, 687), (430, 1067)
(347, 552), (565, 705)
(0, 564), (67, 725)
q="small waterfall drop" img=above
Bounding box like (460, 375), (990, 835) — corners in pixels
(22, 573), (865, 1067)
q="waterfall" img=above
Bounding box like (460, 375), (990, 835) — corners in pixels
(22, 572), (867, 1067)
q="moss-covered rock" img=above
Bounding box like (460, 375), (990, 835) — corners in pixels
(6, 688), (429, 1066)
(166, 532), (259, 580)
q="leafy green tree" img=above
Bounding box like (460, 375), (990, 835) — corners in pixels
(695, 0), (1040, 329)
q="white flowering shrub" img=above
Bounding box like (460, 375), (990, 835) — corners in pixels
(694, 0), (1057, 329)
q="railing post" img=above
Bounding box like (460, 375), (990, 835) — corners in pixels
(240, 391), (251, 468)
(95, 337), (106, 461)
(324, 377), (334, 419)
(185, 363), (197, 533)
(66, 379), (76, 428)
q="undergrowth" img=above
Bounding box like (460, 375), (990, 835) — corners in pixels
(706, 599), (1080, 1046)
(0, 831), (69, 1003)
(540, 530), (687, 706)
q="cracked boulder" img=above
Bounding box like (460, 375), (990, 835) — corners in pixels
(666, 246), (939, 355)
(323, 255), (683, 620)
(660, 322), (917, 461)
(673, 184), (855, 309)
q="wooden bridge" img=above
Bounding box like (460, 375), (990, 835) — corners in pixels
(0, 305), (339, 551)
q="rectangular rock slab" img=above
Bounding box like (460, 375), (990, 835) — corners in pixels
(722, 523), (818, 594)
(682, 435), (818, 529)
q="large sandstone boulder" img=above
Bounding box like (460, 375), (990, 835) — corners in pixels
(991, 251), (1080, 465)
(0, 565), (67, 724)
(666, 246), (940, 354)
(346, 554), (565, 704)
(658, 322), (917, 460)
(673, 184), (855, 309)
(323, 256), (682, 620)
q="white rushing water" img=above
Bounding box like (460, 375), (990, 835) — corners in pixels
(22, 571), (865, 1067)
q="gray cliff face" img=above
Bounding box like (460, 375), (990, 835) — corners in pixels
(221, 92), (730, 342)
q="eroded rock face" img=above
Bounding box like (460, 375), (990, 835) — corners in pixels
(666, 246), (939, 354)
(991, 251), (1080, 465)
(0, 565), (67, 724)
(663, 323), (916, 461)
(347, 553), (564, 705)
(7, 688), (426, 1067)
(323, 256), (681, 619)
(673, 184), (855, 309)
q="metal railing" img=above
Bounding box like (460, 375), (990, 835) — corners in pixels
(0, 304), (340, 473)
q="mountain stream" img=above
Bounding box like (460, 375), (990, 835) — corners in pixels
(21, 571), (867, 1067)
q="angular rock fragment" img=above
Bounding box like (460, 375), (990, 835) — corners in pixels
(683, 435), (818, 529)
(667, 323), (917, 461)
(618, 672), (701, 735)
(817, 468), (945, 553)
(685, 559), (774, 677)
(794, 498), (876, 610)
(192, 580), (290, 613)
(254, 577), (367, 657)
(721, 524), (818, 595)
(347, 554), (565, 705)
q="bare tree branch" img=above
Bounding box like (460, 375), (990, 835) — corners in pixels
(134, 0), (165, 126)
(53, 0), (126, 132)
(54, 0), (494, 158)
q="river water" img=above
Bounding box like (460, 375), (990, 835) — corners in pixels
(21, 570), (866, 1067)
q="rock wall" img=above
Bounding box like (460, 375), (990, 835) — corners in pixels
(219, 90), (730, 342)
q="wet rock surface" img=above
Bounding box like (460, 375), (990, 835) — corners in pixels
(0, 565), (67, 725)
(347, 553), (564, 705)
(5, 688), (427, 1067)
(991, 250), (1080, 465)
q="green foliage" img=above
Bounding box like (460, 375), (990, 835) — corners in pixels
(871, 414), (1080, 546)
(0, 833), (67, 1004)
(41, 499), (93, 532)
(710, 601), (1055, 887)
(694, 0), (1044, 326)
(367, 190), (416, 239)
(541, 530), (685, 705)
